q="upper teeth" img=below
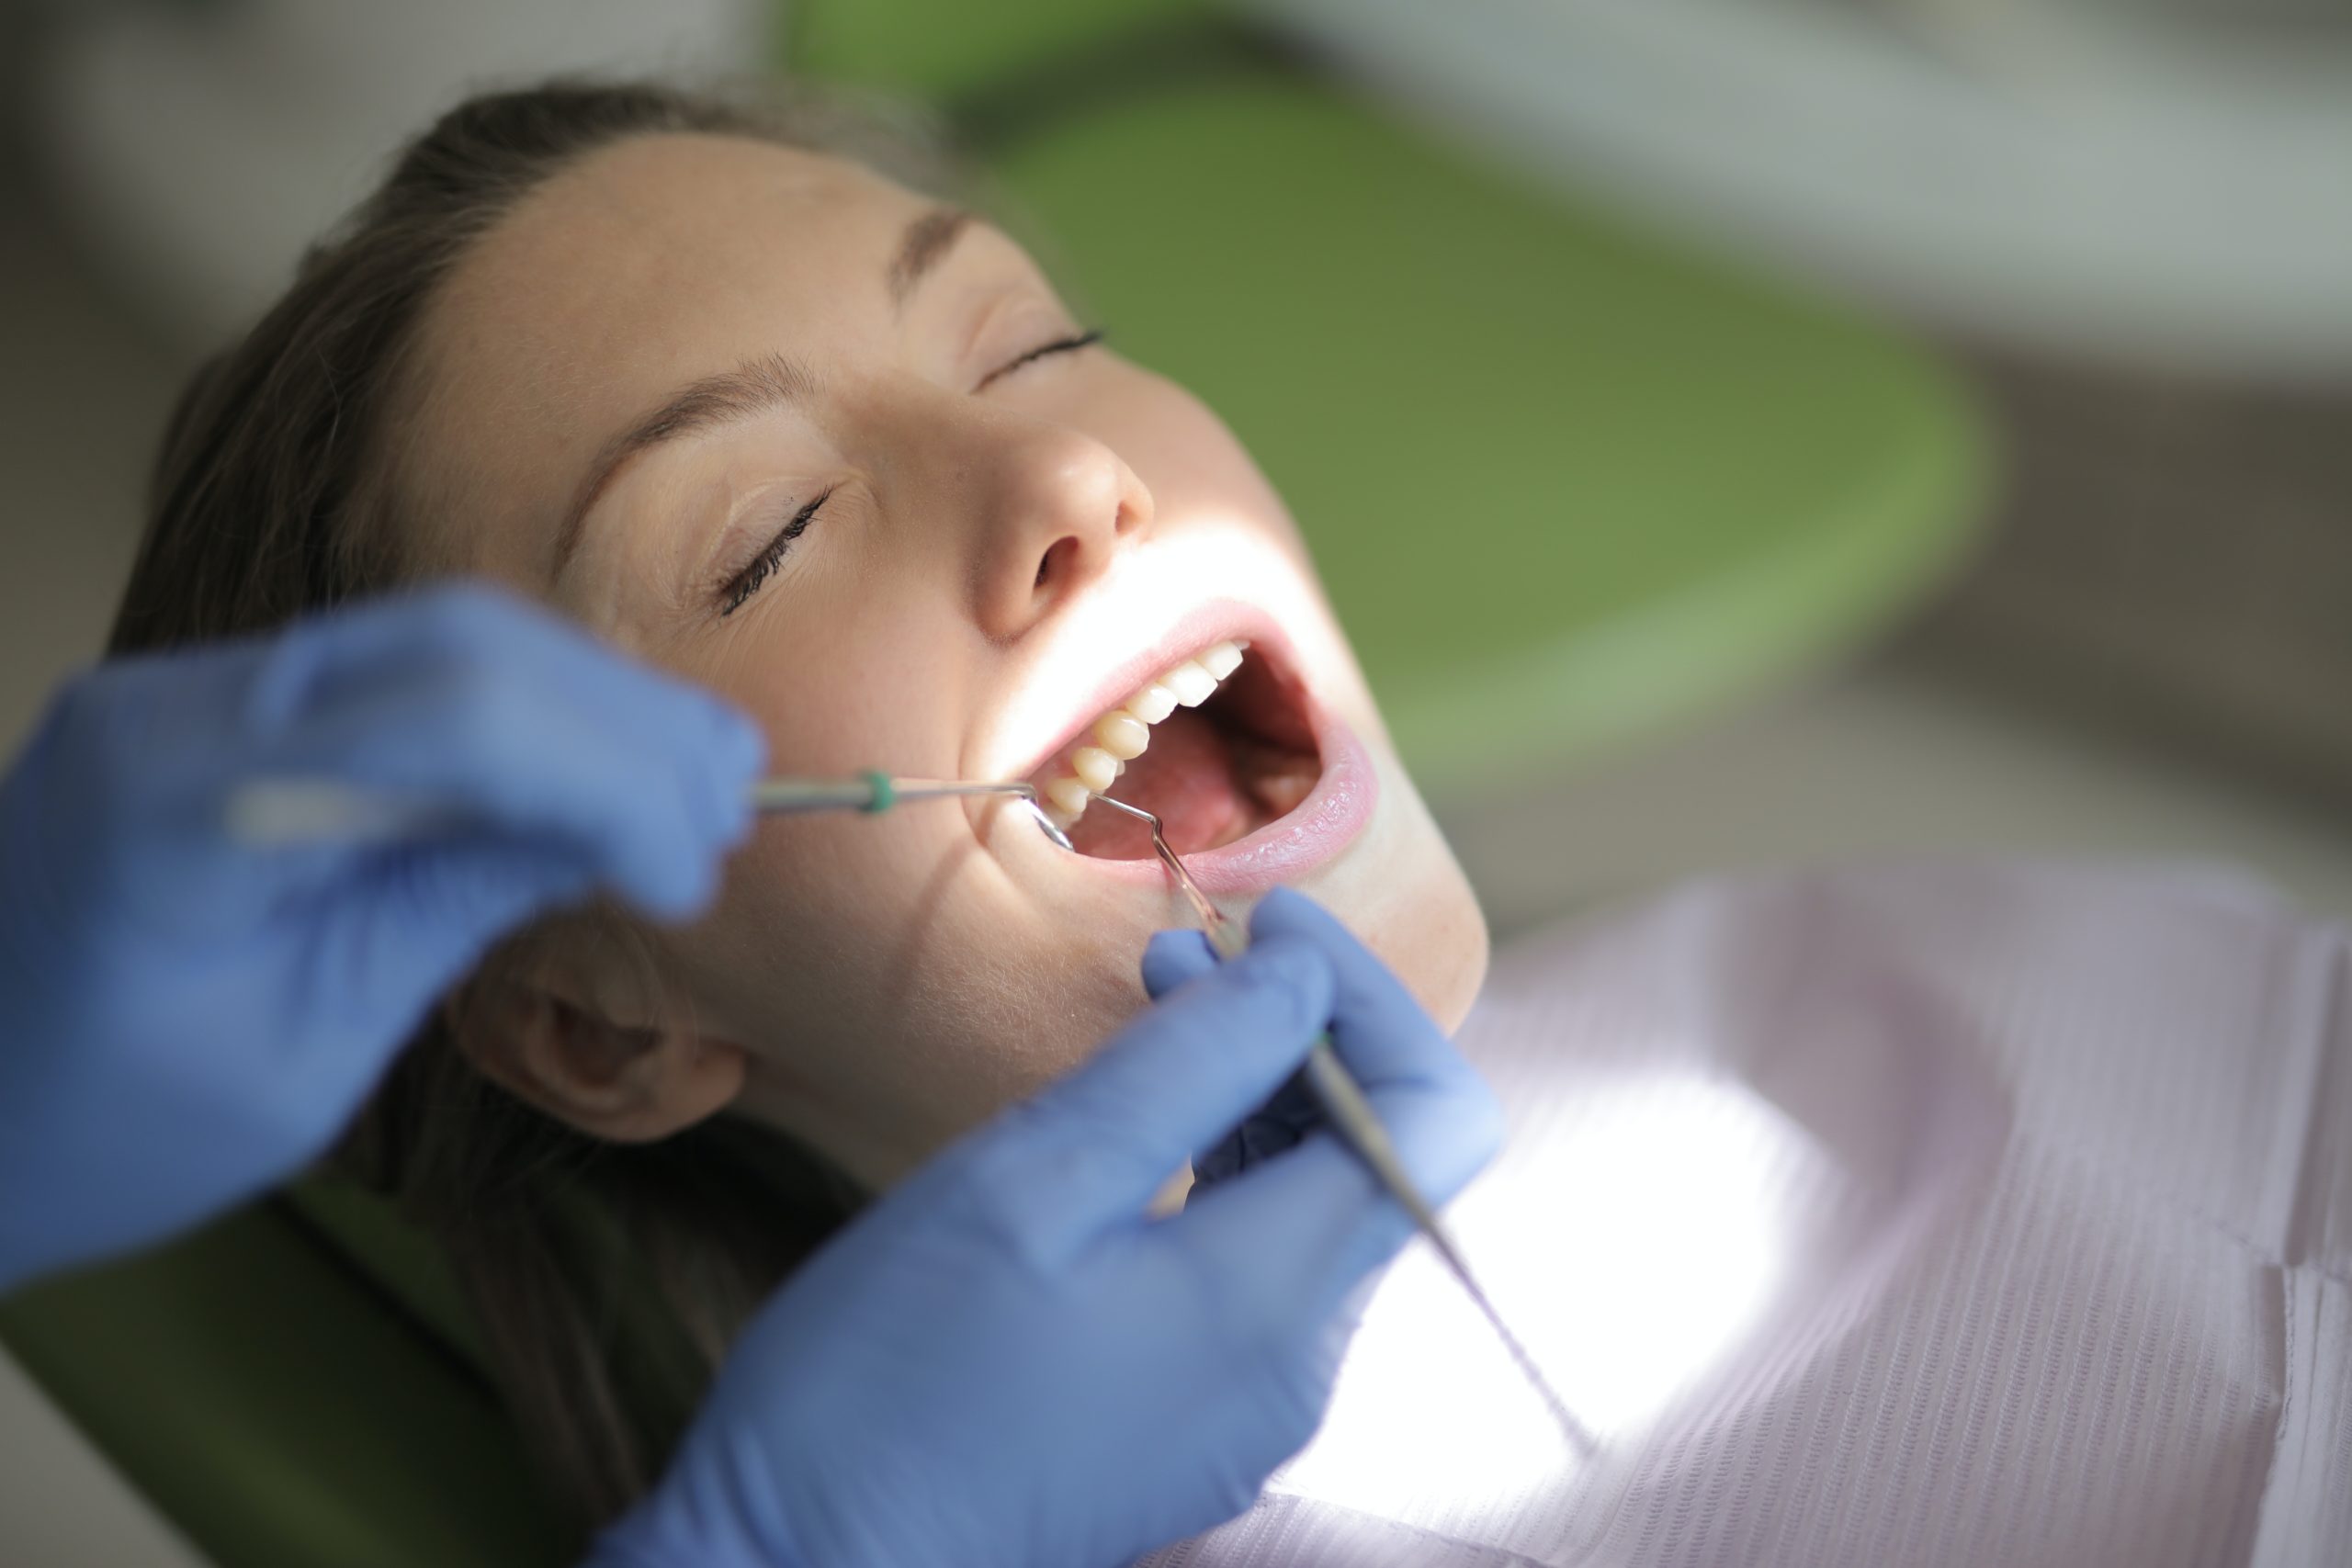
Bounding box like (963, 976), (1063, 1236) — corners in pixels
(1044, 639), (1248, 827)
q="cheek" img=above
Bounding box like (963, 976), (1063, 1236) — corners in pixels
(1380, 834), (1490, 1032)
(1310, 750), (1491, 1032)
(705, 569), (965, 775)
(676, 808), (1153, 1168)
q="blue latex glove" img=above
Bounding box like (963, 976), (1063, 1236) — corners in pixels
(594, 887), (1501, 1568)
(0, 585), (763, 1292)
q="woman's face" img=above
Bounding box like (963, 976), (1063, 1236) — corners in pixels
(404, 132), (1486, 1188)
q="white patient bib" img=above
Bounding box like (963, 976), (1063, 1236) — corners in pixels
(1142, 860), (2351, 1568)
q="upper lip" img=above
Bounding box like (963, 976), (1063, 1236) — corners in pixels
(985, 597), (1288, 784)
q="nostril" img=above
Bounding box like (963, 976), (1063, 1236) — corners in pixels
(1035, 535), (1080, 591)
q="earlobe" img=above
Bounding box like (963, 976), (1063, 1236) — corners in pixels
(453, 980), (747, 1144)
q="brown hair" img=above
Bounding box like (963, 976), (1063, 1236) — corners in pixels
(110, 79), (949, 1536)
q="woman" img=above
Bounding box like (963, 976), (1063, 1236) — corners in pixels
(111, 75), (1486, 1530)
(106, 75), (2348, 1568)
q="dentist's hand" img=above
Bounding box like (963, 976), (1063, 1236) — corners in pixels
(594, 888), (1502, 1568)
(0, 585), (763, 1292)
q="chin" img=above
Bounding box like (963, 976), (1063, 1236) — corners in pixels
(1331, 745), (1490, 1033)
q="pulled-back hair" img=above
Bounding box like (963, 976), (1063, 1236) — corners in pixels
(111, 79), (949, 1538)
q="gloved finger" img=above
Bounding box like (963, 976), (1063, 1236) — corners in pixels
(1159, 894), (1503, 1328)
(254, 586), (750, 760)
(1140, 928), (1217, 998)
(254, 585), (763, 854)
(396, 584), (767, 841)
(933, 934), (1337, 1258)
(1147, 930), (1317, 1188)
(310, 833), (602, 1040)
(270, 675), (728, 919)
(1225, 891), (1503, 1210)
(1162, 1122), (1483, 1338)
(1251, 888), (1495, 1107)
(254, 590), (764, 919)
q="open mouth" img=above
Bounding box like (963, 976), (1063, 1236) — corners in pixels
(1026, 635), (1327, 862)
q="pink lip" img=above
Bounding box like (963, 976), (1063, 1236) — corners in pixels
(1057, 618), (1377, 896)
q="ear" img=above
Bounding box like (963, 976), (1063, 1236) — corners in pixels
(451, 972), (747, 1145)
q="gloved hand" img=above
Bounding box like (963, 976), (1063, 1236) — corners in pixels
(0, 585), (762, 1292)
(594, 887), (1501, 1568)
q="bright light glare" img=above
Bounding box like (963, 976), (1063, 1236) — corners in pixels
(1271, 1072), (1811, 1530)
(1510, 1077), (1797, 1432)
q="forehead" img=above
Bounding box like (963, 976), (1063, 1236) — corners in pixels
(405, 134), (929, 568)
(440, 131), (925, 365)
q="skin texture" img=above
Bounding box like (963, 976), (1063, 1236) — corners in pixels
(399, 132), (1487, 1191)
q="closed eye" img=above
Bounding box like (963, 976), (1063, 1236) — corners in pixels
(718, 486), (833, 616)
(712, 328), (1102, 617)
(976, 327), (1102, 392)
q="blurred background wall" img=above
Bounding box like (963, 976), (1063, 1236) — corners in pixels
(1286, 0), (2352, 810)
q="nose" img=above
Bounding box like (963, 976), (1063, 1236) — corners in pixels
(967, 421), (1153, 641)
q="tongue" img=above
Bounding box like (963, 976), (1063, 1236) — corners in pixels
(1067, 707), (1250, 858)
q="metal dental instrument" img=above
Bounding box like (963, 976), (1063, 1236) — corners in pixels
(228, 771), (1073, 850)
(1085, 793), (1593, 1456)
(747, 773), (1074, 850)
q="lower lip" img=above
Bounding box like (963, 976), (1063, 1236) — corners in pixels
(1067, 694), (1377, 896)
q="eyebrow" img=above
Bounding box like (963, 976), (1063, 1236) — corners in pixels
(546, 352), (815, 583)
(546, 205), (978, 585)
(888, 207), (974, 311)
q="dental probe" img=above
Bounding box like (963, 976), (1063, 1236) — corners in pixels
(1086, 793), (1593, 1457)
(226, 773), (1073, 850)
(746, 773), (1075, 849)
